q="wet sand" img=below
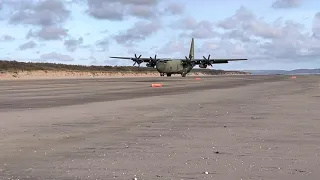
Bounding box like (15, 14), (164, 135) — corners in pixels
(0, 75), (319, 180)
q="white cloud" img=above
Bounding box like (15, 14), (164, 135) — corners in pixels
(0, 0), (320, 70)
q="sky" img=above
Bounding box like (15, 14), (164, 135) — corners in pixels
(0, 0), (320, 70)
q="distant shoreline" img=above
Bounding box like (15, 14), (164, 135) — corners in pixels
(246, 69), (320, 75)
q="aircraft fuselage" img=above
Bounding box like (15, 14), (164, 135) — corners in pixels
(153, 59), (194, 76)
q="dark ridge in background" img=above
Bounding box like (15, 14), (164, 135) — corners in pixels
(0, 60), (251, 75)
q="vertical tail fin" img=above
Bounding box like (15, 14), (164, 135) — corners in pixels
(188, 38), (194, 60)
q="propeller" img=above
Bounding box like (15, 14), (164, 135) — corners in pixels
(182, 55), (195, 67)
(202, 54), (213, 66)
(149, 54), (157, 62)
(132, 54), (143, 67)
(147, 54), (158, 67)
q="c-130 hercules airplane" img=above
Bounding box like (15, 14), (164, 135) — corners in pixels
(110, 38), (248, 77)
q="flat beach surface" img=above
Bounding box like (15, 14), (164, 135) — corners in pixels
(0, 75), (320, 180)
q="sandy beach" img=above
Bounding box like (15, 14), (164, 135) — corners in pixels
(0, 75), (319, 180)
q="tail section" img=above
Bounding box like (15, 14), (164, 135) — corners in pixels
(188, 38), (194, 60)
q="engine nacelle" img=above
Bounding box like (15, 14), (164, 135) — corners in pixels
(146, 63), (155, 68)
(199, 64), (207, 68)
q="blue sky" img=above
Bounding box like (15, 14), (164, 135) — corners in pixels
(1, 0), (320, 70)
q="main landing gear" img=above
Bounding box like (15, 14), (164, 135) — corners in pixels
(159, 73), (172, 77)
(160, 73), (187, 77)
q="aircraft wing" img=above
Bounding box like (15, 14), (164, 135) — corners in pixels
(109, 56), (152, 62)
(207, 58), (248, 61)
(110, 56), (248, 64)
(190, 58), (248, 64)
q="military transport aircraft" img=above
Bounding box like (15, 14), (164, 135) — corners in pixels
(110, 38), (248, 77)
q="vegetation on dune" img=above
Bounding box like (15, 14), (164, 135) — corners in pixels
(0, 60), (250, 75)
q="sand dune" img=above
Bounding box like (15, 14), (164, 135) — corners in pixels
(0, 70), (247, 80)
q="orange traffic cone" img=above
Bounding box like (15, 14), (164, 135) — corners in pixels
(151, 84), (163, 87)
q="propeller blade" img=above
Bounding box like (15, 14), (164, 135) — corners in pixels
(203, 55), (211, 61)
(134, 54), (142, 59)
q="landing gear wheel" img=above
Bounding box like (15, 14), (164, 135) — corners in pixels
(181, 72), (187, 77)
(160, 73), (164, 76)
(166, 73), (171, 77)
